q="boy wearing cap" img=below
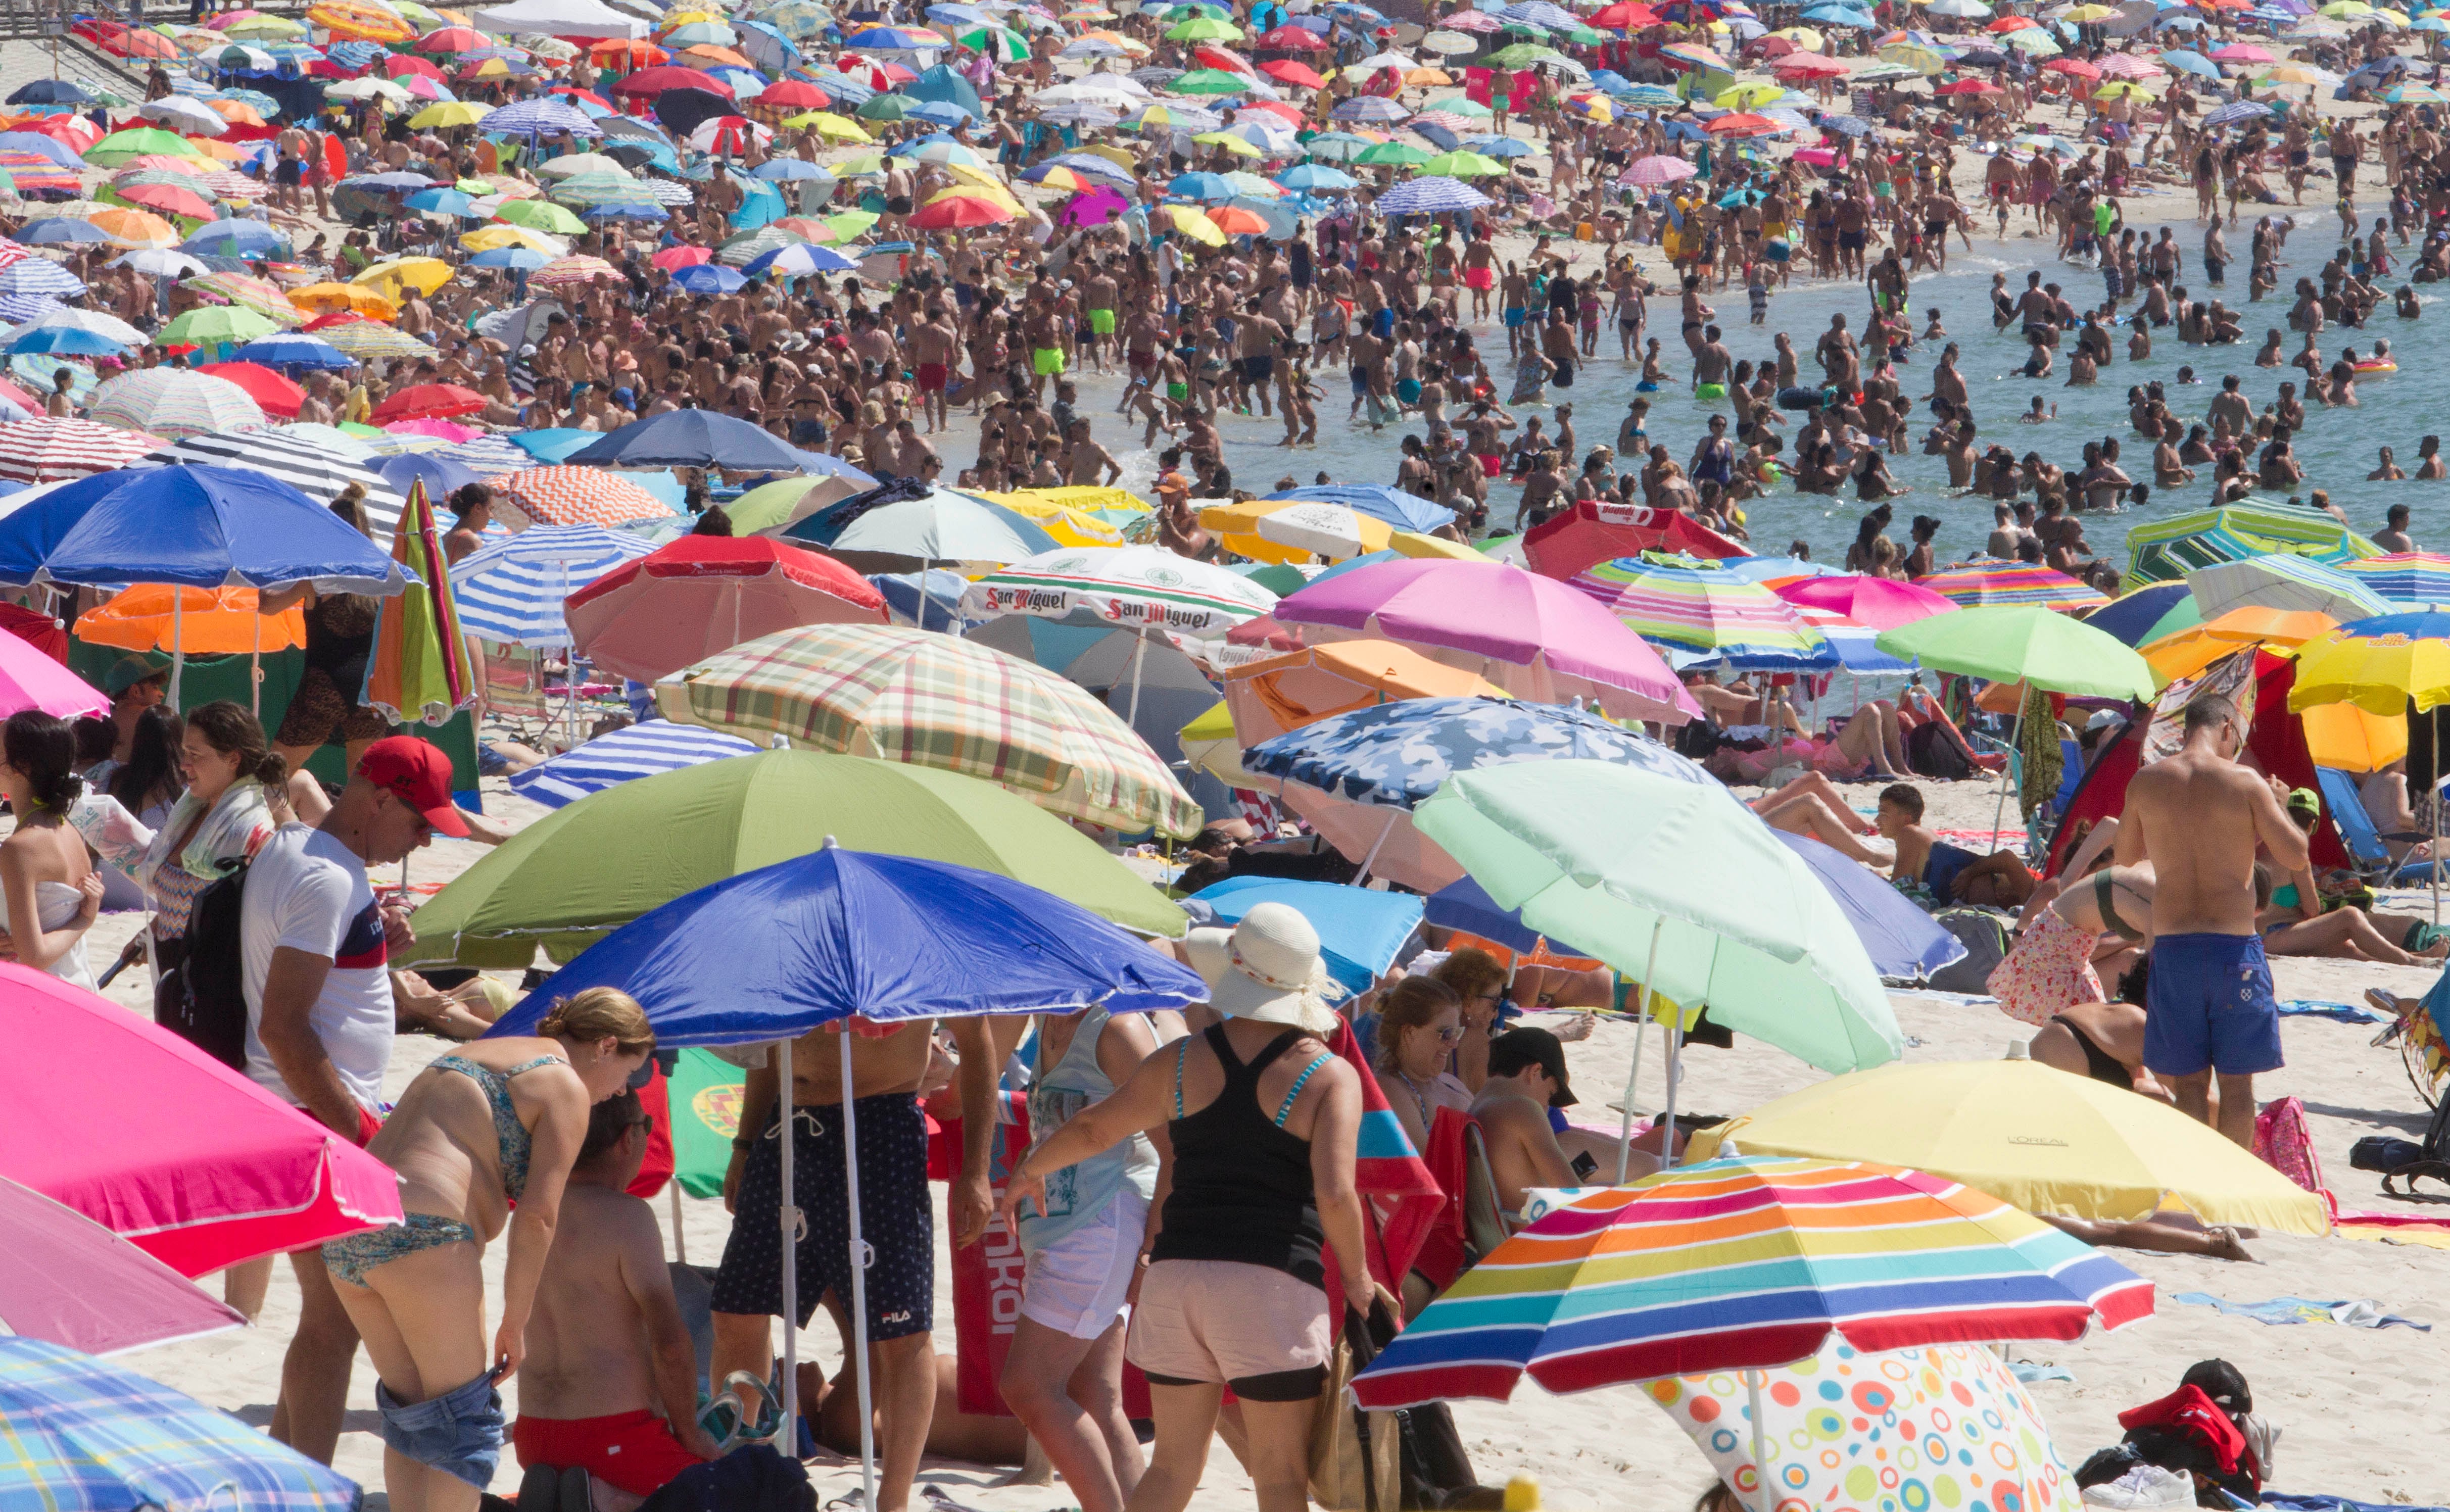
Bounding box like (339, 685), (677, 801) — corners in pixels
(242, 736), (468, 1466)
(1469, 1028), (1594, 1225)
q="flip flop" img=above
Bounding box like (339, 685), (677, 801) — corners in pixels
(922, 1484), (1001, 1512)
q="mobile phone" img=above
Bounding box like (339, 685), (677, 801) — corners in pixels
(1570, 1151), (1599, 1181)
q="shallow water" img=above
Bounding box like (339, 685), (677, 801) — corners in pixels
(1101, 198), (2450, 570)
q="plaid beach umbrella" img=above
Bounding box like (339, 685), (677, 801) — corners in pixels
(2339, 552), (2450, 604)
(450, 522), (653, 647)
(86, 369), (266, 439)
(0, 418), (162, 482)
(363, 479), (476, 725)
(0, 1336), (362, 1509)
(962, 545), (1275, 640)
(654, 622), (1205, 836)
(1351, 1156), (2152, 1408)
(1569, 555), (1837, 668)
(509, 719), (758, 808)
(1915, 558), (2108, 612)
(485, 466), (673, 529)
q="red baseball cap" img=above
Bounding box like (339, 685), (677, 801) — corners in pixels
(356, 737), (471, 838)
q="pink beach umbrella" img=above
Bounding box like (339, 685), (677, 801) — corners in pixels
(0, 965), (404, 1278)
(1771, 574), (1958, 631)
(1269, 559), (1702, 725)
(0, 1175), (245, 1356)
(0, 626), (106, 718)
(385, 417), (483, 442)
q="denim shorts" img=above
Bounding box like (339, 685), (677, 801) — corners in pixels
(377, 1369), (506, 1490)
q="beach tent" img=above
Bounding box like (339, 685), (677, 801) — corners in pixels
(2125, 503), (2381, 590)
(905, 63), (985, 120)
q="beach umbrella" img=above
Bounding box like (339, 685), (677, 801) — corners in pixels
(486, 464), (672, 529)
(1876, 605), (2153, 700)
(1272, 558), (1699, 724)
(2339, 551), (2450, 603)
(789, 486), (1059, 571)
(450, 523), (653, 647)
(2082, 579), (2197, 647)
(0, 419), (161, 483)
(1354, 1155), (2147, 1412)
(1620, 152), (1699, 185)
(371, 383), (485, 422)
(508, 720), (758, 809)
(363, 480), (476, 726)
(2187, 554), (2388, 621)
(0, 1176), (248, 1356)
(1770, 572), (1956, 630)
(480, 843), (1204, 1494)
(409, 747), (1188, 967)
(723, 475), (869, 538)
(76, 584), (306, 660)
(156, 305), (278, 352)
(0, 962), (403, 1276)
(2138, 606), (2336, 684)
(962, 545), (1275, 640)
(1372, 175), (1491, 213)
(0, 1336), (364, 1507)
(1186, 876), (1422, 995)
(566, 534), (888, 682)
(192, 361), (303, 419)
(1646, 1339), (2092, 1512)
(1569, 556), (1836, 667)
(128, 429), (409, 544)
(0, 615), (105, 717)
(657, 622), (1203, 836)
(1219, 640), (1503, 757)
(230, 333), (354, 371)
(1688, 1058), (2329, 1234)
(564, 408), (831, 474)
(1915, 558), (2108, 611)
(1243, 696), (1710, 891)
(1199, 496), (1392, 562)
(2288, 608), (2450, 715)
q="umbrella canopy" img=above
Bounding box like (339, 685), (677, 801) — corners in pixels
(1350, 1156), (2151, 1406)
(1771, 573), (1956, 630)
(0, 419), (162, 483)
(1570, 556), (1835, 667)
(1775, 831), (1967, 983)
(2126, 503), (2379, 586)
(0, 963), (403, 1277)
(1688, 1059), (2330, 1234)
(75, 584), (306, 656)
(2338, 551), (2450, 603)
(1243, 696), (1712, 891)
(0, 1336), (363, 1508)
(1221, 640), (1504, 752)
(962, 545), (1275, 640)
(1876, 605), (2155, 700)
(790, 486), (1060, 571)
(450, 523), (654, 647)
(564, 408), (845, 475)
(480, 844), (1205, 1046)
(0, 465), (412, 594)
(654, 623), (1204, 837)
(1199, 496), (1394, 562)
(2082, 579), (2197, 647)
(2138, 606), (2336, 684)
(2188, 555), (2391, 621)
(1415, 761), (1902, 1072)
(1186, 876), (1422, 995)
(2288, 608), (2450, 715)
(1272, 558), (1700, 725)
(0, 1177), (245, 1357)
(509, 720), (760, 809)
(85, 369), (266, 440)
(128, 428), (410, 544)
(565, 535), (888, 682)
(403, 750), (1187, 968)
(1915, 559), (2108, 612)
(486, 464), (674, 529)
(0, 624), (105, 718)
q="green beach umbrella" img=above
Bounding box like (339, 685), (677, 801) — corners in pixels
(1485, 42), (1570, 67)
(856, 93), (910, 121)
(1164, 15), (1242, 39)
(1170, 67), (1255, 93)
(1355, 139), (1433, 166)
(1417, 150), (1506, 176)
(1421, 93), (1493, 117)
(958, 23), (1029, 59)
(158, 305), (277, 348)
(83, 128), (209, 167)
(494, 198), (587, 234)
(1414, 759), (1904, 1078)
(400, 748), (1186, 967)
(725, 474), (836, 535)
(1875, 605), (2156, 700)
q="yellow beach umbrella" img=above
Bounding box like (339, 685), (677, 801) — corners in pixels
(2289, 614), (2450, 715)
(2301, 702), (2409, 771)
(1179, 699), (1256, 787)
(1769, 25), (1824, 44)
(972, 493), (1126, 548)
(1201, 497), (1395, 563)
(1190, 130), (1263, 157)
(353, 256), (453, 295)
(2256, 63), (2328, 83)
(1389, 530), (1484, 561)
(461, 223), (561, 254)
(409, 100), (491, 128)
(291, 281), (400, 319)
(787, 110), (872, 141)
(1713, 80), (1785, 108)
(1162, 203), (1225, 245)
(1686, 1059), (2330, 1234)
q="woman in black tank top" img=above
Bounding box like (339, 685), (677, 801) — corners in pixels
(1000, 906), (1375, 1512)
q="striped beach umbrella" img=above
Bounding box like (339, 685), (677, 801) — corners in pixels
(1915, 559), (2108, 612)
(654, 622), (1205, 837)
(308, 318), (436, 361)
(451, 523), (653, 647)
(1351, 1156), (2152, 1409)
(0, 418), (163, 482)
(509, 720), (759, 809)
(2187, 554), (2389, 622)
(485, 466), (673, 530)
(86, 369), (266, 439)
(364, 479), (477, 726)
(1569, 555), (1836, 667)
(127, 430), (409, 545)
(962, 545), (1275, 640)
(2339, 552), (2450, 604)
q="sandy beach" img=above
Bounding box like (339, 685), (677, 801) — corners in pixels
(91, 765), (2450, 1512)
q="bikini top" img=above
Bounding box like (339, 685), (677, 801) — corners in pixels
(434, 1054), (563, 1200)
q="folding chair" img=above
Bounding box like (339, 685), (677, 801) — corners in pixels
(2316, 767), (2438, 889)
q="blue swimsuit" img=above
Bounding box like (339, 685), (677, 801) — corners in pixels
(322, 1054), (561, 1285)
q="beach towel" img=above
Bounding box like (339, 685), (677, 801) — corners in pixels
(2276, 999), (2387, 1023)
(2266, 1495), (2450, 1512)
(2170, 1293), (2431, 1331)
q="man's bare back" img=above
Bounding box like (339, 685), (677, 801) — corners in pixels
(2119, 719), (2304, 935)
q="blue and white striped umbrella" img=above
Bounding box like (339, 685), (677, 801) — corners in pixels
(510, 719), (761, 808)
(1371, 175), (1492, 215)
(451, 524), (653, 647)
(484, 98), (603, 138)
(436, 434), (537, 476)
(0, 260), (85, 299)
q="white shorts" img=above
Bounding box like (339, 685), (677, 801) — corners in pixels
(1019, 1188), (1147, 1340)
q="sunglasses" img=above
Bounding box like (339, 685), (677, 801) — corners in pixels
(1433, 1025), (1467, 1044)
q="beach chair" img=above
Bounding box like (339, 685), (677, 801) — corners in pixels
(2315, 767), (2437, 888)
(1459, 1123), (1513, 1264)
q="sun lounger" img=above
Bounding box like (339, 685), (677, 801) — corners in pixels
(2314, 767), (2437, 888)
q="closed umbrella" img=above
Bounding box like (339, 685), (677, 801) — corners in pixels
(655, 622), (1204, 836)
(363, 479), (478, 726)
(566, 534), (888, 683)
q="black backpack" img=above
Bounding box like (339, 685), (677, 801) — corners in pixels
(2351, 1091), (2450, 1196)
(160, 863), (253, 1071)
(1907, 721), (1977, 782)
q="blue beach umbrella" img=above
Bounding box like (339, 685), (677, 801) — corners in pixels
(0, 465), (413, 593)
(567, 409), (827, 473)
(16, 218), (105, 247)
(744, 242), (858, 276)
(470, 246), (551, 269)
(4, 325), (125, 357)
(376, 450), (485, 502)
(511, 721), (762, 808)
(232, 333), (354, 370)
(1264, 482), (1452, 534)
(1775, 832), (1967, 981)
(1188, 875), (1424, 994)
(671, 262), (749, 293)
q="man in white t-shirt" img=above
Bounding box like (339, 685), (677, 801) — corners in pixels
(242, 736), (469, 1466)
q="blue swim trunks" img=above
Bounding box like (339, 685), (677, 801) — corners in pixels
(1503, 307), (1527, 328)
(2143, 932), (2283, 1078)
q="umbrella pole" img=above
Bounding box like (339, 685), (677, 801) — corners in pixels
(1746, 1369), (1772, 1512)
(169, 592), (184, 708)
(1991, 707), (2021, 859)
(1659, 998), (1687, 1172)
(251, 608), (261, 717)
(841, 1040), (879, 1506)
(670, 1179), (688, 1267)
(776, 1037), (802, 1458)
(1126, 626), (1147, 727)
(1353, 809), (1400, 890)
(1614, 916), (1663, 1184)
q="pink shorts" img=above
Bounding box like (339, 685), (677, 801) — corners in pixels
(1126, 1259), (1330, 1400)
(1465, 266), (1494, 291)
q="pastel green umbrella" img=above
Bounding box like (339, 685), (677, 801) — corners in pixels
(83, 127), (209, 166)
(726, 474), (841, 534)
(157, 305), (277, 347)
(1170, 67), (1254, 92)
(1485, 42), (1570, 67)
(1417, 150), (1505, 176)
(856, 93), (909, 121)
(1164, 15), (1242, 38)
(1874, 605), (2155, 699)
(1414, 759), (1902, 1148)
(1355, 139), (1433, 165)
(400, 748), (1186, 967)
(1420, 92), (1492, 117)
(494, 197), (587, 233)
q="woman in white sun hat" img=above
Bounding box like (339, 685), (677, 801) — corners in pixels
(999, 902), (1374, 1512)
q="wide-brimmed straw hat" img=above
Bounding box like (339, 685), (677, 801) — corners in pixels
(1179, 902), (1343, 1035)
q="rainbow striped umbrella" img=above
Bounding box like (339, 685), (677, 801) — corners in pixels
(1568, 555), (1836, 668)
(1916, 559), (2108, 613)
(1351, 1156), (2152, 1411)
(2340, 552), (2450, 604)
(364, 477), (476, 725)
